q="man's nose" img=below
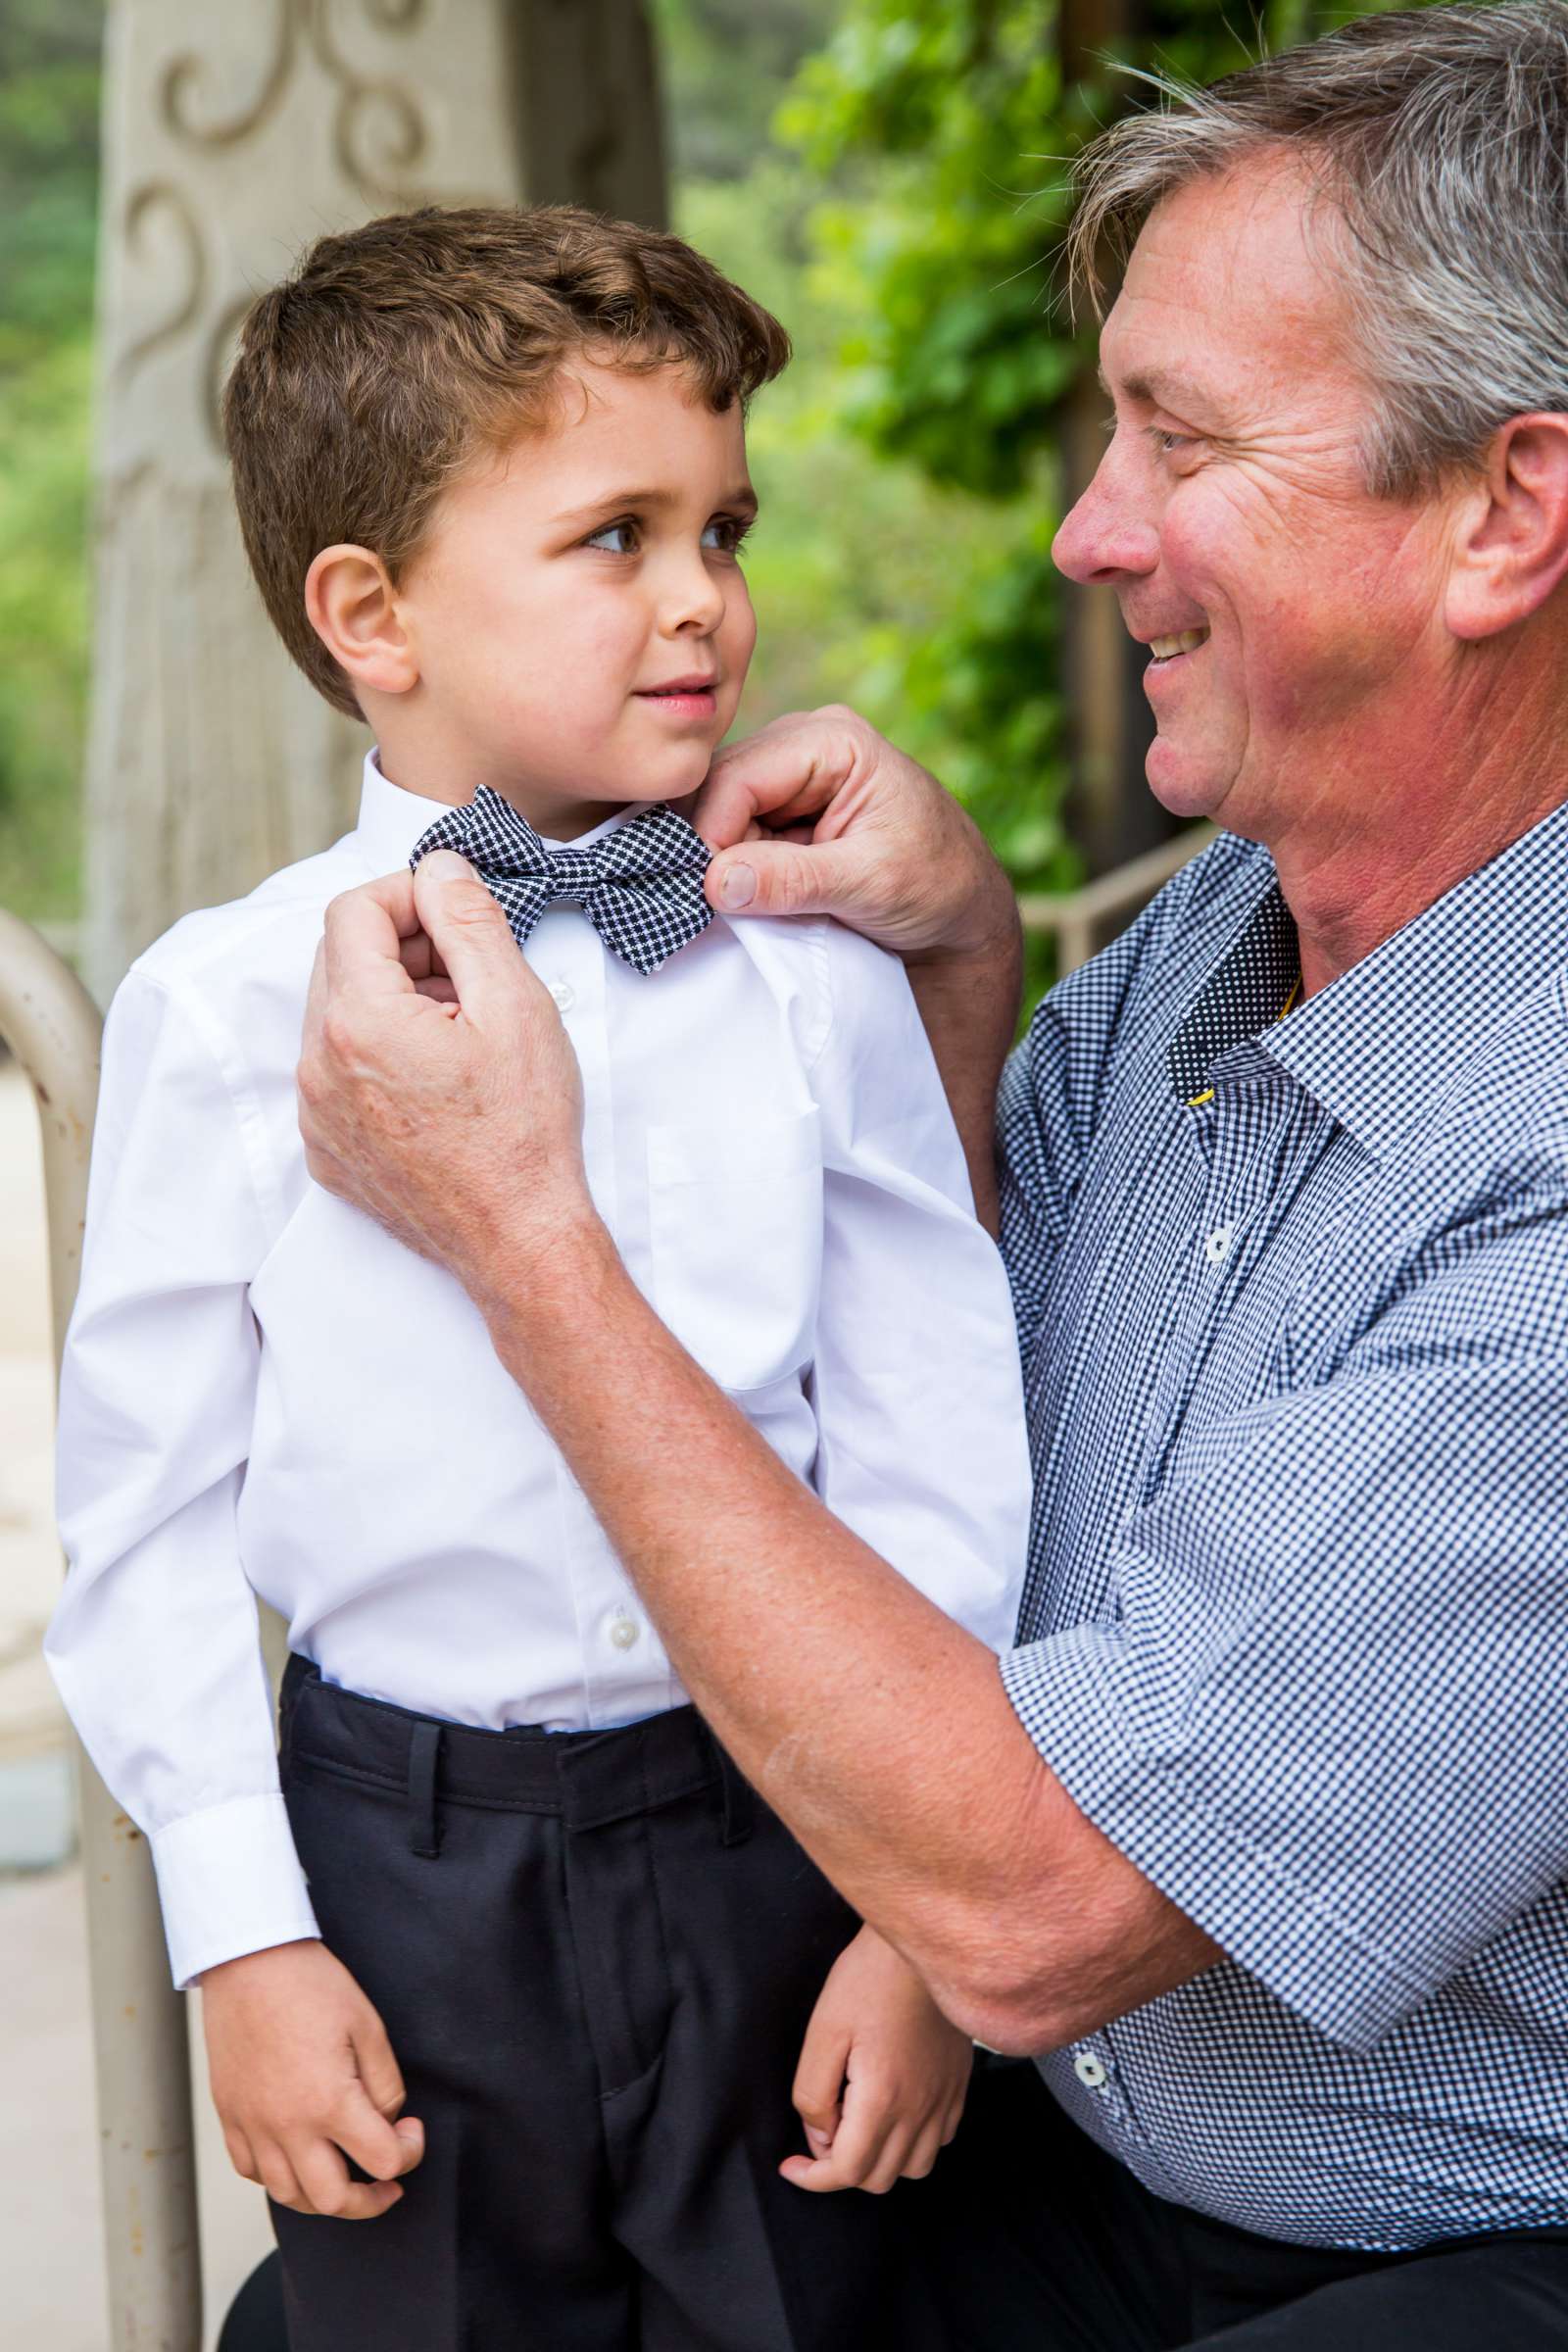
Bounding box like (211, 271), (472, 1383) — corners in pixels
(1052, 462), (1160, 587)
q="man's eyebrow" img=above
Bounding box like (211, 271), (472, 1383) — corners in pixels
(1096, 360), (1219, 417)
(552, 483), (760, 526)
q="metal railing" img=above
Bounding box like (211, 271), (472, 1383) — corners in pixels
(0, 908), (203, 2352)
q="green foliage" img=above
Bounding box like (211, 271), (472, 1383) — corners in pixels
(0, 0), (100, 922)
(769, 0), (1442, 940)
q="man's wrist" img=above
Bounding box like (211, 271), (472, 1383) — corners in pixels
(466, 1196), (620, 1356)
(901, 811), (1022, 974)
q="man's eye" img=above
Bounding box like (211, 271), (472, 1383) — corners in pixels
(702, 515), (753, 555)
(1147, 427), (1197, 457)
(585, 519), (640, 554)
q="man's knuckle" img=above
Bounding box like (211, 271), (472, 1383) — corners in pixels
(318, 1006), (359, 1064)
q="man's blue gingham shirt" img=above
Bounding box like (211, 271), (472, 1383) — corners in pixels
(997, 801), (1568, 2253)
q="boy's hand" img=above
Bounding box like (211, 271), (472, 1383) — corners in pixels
(781, 1924), (972, 2196)
(200, 1939), (424, 2220)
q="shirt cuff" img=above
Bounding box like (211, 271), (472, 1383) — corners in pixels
(150, 1792), (320, 1991)
(1001, 1627), (1429, 2053)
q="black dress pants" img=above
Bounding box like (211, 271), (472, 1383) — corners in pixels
(912, 2054), (1568, 2349)
(271, 1658), (937, 2351)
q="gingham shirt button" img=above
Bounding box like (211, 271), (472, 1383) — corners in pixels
(609, 1613), (640, 1650)
(1074, 2052), (1109, 2091)
(1203, 1224), (1235, 1265)
(549, 978), (575, 1013)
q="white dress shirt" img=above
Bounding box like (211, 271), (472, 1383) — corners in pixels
(48, 753), (1031, 1988)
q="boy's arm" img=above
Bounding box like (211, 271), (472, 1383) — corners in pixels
(46, 964), (318, 1987)
(49, 964), (422, 2216)
(804, 919), (1032, 1662)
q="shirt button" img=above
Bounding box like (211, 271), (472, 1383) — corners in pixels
(1073, 2052), (1109, 2092)
(608, 1614), (640, 1651)
(549, 978), (575, 1013)
(1203, 1223), (1234, 1265)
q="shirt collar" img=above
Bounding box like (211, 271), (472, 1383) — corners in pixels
(1261, 798), (1568, 1162)
(350, 749), (637, 873)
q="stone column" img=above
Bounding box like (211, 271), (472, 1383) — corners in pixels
(83, 0), (667, 1001)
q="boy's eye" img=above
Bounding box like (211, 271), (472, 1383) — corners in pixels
(702, 514), (752, 555)
(584, 518), (640, 555)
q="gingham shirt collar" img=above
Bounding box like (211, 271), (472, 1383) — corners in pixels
(1170, 800), (1568, 1162)
(1260, 798), (1568, 1160)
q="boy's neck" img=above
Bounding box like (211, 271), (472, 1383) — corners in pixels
(374, 741), (626, 844)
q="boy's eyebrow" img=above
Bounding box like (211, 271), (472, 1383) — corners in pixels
(553, 483), (760, 526)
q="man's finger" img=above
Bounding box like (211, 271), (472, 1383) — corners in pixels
(398, 929), (445, 984)
(321, 872), (421, 1000)
(695, 716), (858, 849)
(411, 852), (530, 1019)
(706, 836), (863, 921)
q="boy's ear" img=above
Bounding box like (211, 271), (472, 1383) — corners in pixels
(1444, 413), (1568, 642)
(304, 543), (419, 698)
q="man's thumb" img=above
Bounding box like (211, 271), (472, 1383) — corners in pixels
(412, 852), (516, 1009)
(707, 838), (857, 921)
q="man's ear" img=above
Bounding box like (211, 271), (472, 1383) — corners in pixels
(1445, 414), (1568, 642)
(304, 543), (419, 698)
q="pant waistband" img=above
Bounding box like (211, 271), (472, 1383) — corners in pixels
(280, 1654), (751, 1839)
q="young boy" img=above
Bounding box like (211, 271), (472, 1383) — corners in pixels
(48, 207), (1031, 2350)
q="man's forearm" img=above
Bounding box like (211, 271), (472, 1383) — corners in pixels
(469, 1213), (1214, 2051)
(905, 897), (1023, 1237)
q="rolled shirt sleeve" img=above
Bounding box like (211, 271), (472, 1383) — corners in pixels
(46, 965), (318, 1988)
(1003, 1198), (1568, 2053)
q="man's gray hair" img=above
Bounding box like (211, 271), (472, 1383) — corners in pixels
(1068, 1), (1568, 496)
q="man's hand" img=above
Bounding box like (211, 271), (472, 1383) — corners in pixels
(200, 1940), (424, 2219)
(297, 850), (597, 1291)
(694, 706), (1024, 1228)
(781, 1923), (973, 2196)
(694, 705), (1019, 968)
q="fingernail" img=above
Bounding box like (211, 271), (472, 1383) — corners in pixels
(717, 860), (756, 911)
(420, 850), (476, 882)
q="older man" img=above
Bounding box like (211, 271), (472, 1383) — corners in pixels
(298, 5), (1568, 2342)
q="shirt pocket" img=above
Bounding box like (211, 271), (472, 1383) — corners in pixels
(646, 1105), (823, 1393)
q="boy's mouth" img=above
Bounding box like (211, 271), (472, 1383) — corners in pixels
(636, 674), (719, 717)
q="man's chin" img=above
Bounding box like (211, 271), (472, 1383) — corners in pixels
(1144, 736), (1236, 827)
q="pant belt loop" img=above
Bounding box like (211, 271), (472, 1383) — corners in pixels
(407, 1720), (443, 1858)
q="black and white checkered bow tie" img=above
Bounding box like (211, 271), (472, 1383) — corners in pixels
(409, 787), (713, 977)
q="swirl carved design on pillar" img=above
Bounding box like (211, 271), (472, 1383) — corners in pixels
(120, 0), (434, 449)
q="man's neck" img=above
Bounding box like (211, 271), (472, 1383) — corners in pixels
(374, 738), (625, 844)
(1268, 685), (1568, 997)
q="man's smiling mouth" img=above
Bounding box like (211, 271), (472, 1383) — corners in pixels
(1149, 628), (1210, 662)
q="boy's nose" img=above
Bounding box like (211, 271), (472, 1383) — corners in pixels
(662, 557), (726, 636)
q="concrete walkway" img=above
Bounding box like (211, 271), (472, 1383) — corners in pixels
(2, 1063), (274, 2345)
